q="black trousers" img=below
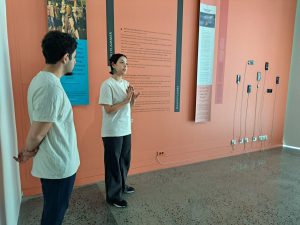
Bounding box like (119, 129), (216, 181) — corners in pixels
(102, 134), (131, 202)
(40, 173), (76, 225)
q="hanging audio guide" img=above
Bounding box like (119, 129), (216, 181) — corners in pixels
(257, 72), (261, 81)
(236, 74), (241, 84)
(247, 85), (252, 93)
(265, 62), (269, 71)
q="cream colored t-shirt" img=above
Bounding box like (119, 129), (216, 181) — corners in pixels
(99, 77), (131, 137)
(28, 71), (80, 179)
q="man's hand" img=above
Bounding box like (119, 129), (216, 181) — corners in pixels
(13, 121), (51, 163)
(13, 148), (38, 163)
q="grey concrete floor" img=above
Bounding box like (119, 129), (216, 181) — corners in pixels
(18, 147), (300, 225)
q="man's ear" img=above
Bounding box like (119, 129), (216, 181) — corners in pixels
(111, 62), (116, 69)
(61, 53), (69, 64)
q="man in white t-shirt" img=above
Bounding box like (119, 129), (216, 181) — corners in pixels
(14, 31), (80, 225)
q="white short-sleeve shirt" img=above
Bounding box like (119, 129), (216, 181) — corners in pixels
(99, 77), (131, 137)
(28, 71), (80, 179)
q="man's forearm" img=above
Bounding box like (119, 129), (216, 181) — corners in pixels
(24, 133), (45, 152)
(23, 121), (52, 152)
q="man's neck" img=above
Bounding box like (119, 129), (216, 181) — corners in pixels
(43, 64), (64, 78)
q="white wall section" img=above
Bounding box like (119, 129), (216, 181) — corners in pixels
(284, 1), (300, 148)
(0, 0), (22, 224)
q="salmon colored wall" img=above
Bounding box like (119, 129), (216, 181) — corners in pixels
(6, 0), (296, 196)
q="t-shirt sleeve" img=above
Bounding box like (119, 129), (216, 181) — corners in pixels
(31, 85), (63, 122)
(99, 82), (113, 105)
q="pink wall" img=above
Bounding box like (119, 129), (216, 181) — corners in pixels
(6, 0), (296, 196)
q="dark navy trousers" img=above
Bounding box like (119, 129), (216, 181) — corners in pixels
(40, 173), (76, 225)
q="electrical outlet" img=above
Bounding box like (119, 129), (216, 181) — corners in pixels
(156, 151), (164, 156)
(258, 135), (264, 141)
(244, 137), (249, 143)
(248, 60), (254, 65)
(264, 135), (268, 140)
(231, 139), (237, 145)
(258, 135), (268, 141)
(252, 136), (257, 142)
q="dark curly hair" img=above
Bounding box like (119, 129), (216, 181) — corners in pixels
(41, 31), (77, 64)
(109, 53), (127, 74)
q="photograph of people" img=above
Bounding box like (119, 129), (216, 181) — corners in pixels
(47, 0), (86, 39)
(98, 53), (140, 208)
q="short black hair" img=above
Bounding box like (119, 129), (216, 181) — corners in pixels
(41, 31), (77, 64)
(109, 53), (127, 74)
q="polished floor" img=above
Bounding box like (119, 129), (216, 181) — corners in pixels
(18, 147), (300, 225)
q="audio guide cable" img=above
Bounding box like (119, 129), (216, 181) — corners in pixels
(251, 72), (261, 147)
(238, 60), (254, 142)
(270, 76), (280, 144)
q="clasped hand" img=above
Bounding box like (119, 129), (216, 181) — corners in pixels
(126, 85), (140, 103)
(13, 148), (39, 163)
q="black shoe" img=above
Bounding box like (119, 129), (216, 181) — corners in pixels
(108, 199), (128, 208)
(123, 185), (135, 194)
